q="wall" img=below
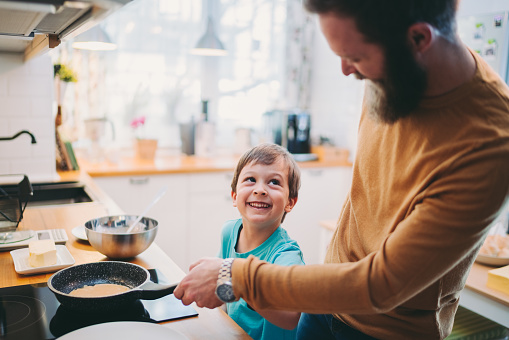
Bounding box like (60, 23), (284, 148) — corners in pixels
(308, 19), (364, 161)
(0, 54), (56, 182)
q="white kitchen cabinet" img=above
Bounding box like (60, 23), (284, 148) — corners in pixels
(93, 172), (239, 271)
(93, 174), (188, 269)
(283, 166), (352, 264)
(186, 172), (239, 264)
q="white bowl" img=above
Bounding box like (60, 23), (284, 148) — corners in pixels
(475, 254), (509, 267)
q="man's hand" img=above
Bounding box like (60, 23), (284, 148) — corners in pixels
(173, 257), (224, 308)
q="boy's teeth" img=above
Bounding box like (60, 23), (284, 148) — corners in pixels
(249, 202), (269, 208)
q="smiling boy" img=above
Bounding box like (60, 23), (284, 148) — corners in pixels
(218, 143), (304, 340)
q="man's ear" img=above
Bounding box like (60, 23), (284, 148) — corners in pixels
(231, 191), (237, 207)
(407, 22), (434, 53)
(285, 197), (298, 212)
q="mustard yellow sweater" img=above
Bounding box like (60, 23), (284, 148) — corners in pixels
(232, 51), (509, 339)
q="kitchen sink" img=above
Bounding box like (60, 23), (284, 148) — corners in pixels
(0, 181), (94, 207)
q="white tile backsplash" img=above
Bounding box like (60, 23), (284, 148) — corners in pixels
(10, 158), (57, 182)
(0, 139), (32, 159)
(31, 136), (54, 158)
(0, 77), (6, 95)
(0, 122), (8, 136)
(8, 74), (53, 97)
(0, 161), (9, 174)
(31, 97), (53, 118)
(0, 97), (30, 117)
(28, 55), (54, 76)
(0, 54), (56, 182)
(11, 117), (53, 138)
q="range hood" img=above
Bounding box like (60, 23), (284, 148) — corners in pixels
(0, 0), (130, 61)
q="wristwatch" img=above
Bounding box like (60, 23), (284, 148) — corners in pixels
(215, 258), (236, 303)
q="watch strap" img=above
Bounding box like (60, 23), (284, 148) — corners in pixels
(218, 258), (234, 283)
(216, 258), (236, 303)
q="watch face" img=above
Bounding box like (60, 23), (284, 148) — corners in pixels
(216, 283), (235, 303)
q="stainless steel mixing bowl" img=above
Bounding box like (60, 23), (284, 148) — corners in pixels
(84, 215), (158, 259)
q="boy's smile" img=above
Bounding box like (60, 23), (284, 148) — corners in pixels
(248, 202), (271, 208)
(232, 158), (297, 231)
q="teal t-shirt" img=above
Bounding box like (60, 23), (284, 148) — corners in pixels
(218, 218), (305, 340)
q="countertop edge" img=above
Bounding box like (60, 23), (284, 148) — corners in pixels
(77, 155), (352, 177)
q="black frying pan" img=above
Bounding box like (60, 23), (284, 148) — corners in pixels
(47, 261), (178, 313)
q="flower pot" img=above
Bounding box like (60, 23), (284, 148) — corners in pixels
(135, 139), (158, 160)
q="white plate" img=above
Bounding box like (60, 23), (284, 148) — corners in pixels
(57, 321), (188, 340)
(10, 245), (75, 275)
(476, 253), (509, 267)
(71, 225), (88, 241)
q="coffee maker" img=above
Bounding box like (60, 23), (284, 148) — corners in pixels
(286, 111), (311, 154)
(261, 109), (316, 160)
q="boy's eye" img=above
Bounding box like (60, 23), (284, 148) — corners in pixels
(269, 179), (280, 185)
(245, 177), (255, 183)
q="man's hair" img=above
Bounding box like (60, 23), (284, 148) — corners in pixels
(304, 0), (458, 45)
(231, 143), (301, 200)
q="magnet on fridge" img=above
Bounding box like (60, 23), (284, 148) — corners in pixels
(474, 23), (485, 40)
(483, 39), (498, 60)
(494, 15), (503, 27)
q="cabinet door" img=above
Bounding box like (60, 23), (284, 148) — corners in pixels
(93, 175), (188, 269)
(283, 167), (352, 264)
(186, 172), (239, 266)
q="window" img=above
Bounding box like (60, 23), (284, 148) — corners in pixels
(54, 0), (290, 152)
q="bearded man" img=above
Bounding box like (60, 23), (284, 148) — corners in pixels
(174, 1), (509, 339)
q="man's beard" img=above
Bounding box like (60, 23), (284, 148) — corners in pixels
(361, 42), (428, 124)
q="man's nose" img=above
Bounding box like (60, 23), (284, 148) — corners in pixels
(341, 59), (357, 76)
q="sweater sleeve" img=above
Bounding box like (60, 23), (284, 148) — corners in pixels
(231, 142), (509, 314)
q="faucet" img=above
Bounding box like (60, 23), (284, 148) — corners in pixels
(0, 130), (37, 144)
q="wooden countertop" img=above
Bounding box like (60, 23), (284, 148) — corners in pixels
(319, 220), (509, 309)
(78, 153), (352, 177)
(463, 262), (509, 308)
(0, 172), (251, 339)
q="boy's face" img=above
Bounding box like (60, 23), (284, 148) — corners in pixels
(232, 158), (297, 229)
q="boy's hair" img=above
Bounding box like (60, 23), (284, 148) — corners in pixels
(231, 143), (301, 200)
(304, 0), (458, 45)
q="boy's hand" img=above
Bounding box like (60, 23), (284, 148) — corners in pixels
(174, 257), (224, 308)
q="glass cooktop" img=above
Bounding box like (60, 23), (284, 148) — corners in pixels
(0, 269), (197, 339)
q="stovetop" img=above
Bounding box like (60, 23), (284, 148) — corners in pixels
(0, 269), (197, 339)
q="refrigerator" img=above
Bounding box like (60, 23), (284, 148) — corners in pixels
(457, 11), (509, 83)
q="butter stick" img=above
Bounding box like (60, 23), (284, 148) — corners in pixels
(28, 239), (57, 268)
(487, 265), (509, 295)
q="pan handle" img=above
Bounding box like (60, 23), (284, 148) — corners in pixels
(136, 281), (179, 300)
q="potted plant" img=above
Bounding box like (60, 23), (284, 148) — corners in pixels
(54, 63), (77, 105)
(131, 116), (158, 160)
(53, 63), (78, 128)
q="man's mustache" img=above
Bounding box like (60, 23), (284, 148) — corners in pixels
(354, 71), (365, 80)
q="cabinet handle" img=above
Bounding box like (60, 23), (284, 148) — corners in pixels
(129, 177), (149, 185)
